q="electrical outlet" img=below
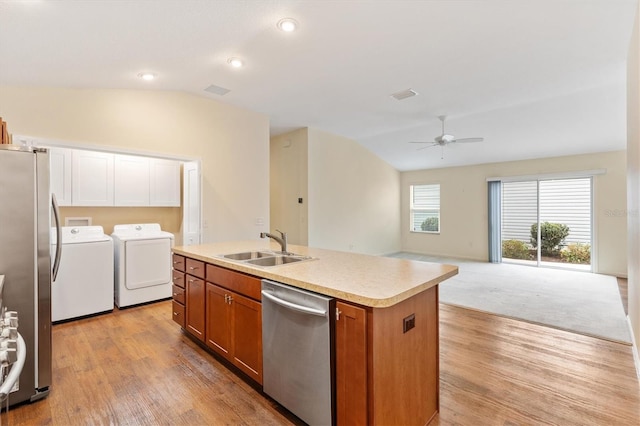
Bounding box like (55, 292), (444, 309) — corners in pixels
(403, 314), (415, 333)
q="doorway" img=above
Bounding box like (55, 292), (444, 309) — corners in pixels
(501, 177), (592, 271)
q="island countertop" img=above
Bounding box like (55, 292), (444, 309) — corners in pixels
(172, 241), (458, 308)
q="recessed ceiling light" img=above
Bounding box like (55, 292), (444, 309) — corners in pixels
(137, 72), (156, 81)
(277, 18), (298, 32)
(227, 57), (244, 68)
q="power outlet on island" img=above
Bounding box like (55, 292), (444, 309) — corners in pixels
(403, 313), (415, 333)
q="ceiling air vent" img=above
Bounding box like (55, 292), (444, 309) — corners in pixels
(390, 88), (418, 101)
(204, 84), (231, 96)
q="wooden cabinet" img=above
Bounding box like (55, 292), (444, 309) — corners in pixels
(230, 293), (262, 382)
(172, 300), (185, 327)
(205, 264), (262, 384)
(186, 276), (205, 341)
(335, 286), (439, 425)
(205, 283), (232, 356)
(185, 258), (205, 341)
(173, 255), (263, 385)
(71, 150), (114, 206)
(336, 301), (368, 426)
(171, 254), (186, 327)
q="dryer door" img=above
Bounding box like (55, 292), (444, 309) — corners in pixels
(124, 238), (171, 289)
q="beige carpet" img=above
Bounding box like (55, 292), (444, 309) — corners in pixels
(387, 252), (631, 344)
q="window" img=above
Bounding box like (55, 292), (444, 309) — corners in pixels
(410, 184), (440, 233)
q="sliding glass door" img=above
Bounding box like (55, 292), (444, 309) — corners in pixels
(500, 177), (592, 270)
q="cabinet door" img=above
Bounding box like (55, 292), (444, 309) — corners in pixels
(49, 148), (72, 206)
(114, 154), (150, 206)
(205, 283), (231, 356)
(71, 150), (114, 206)
(231, 293), (262, 384)
(150, 158), (180, 207)
(336, 301), (368, 426)
(186, 276), (205, 342)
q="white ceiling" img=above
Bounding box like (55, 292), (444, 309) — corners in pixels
(0, 0), (637, 171)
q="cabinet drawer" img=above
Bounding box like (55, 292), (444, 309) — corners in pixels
(172, 254), (185, 272)
(172, 284), (185, 304)
(172, 300), (185, 327)
(186, 258), (205, 279)
(172, 271), (185, 288)
(206, 264), (261, 301)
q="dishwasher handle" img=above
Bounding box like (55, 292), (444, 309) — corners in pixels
(261, 290), (327, 317)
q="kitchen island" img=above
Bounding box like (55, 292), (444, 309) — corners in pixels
(172, 241), (458, 426)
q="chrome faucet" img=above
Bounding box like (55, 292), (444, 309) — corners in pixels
(260, 230), (288, 254)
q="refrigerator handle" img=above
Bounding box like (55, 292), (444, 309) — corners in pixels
(51, 193), (62, 282)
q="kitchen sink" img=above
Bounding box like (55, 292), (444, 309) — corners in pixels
(245, 255), (310, 267)
(219, 251), (315, 267)
(223, 251), (275, 261)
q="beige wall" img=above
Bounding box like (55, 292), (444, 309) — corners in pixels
(626, 8), (640, 367)
(270, 128), (309, 246)
(59, 206), (182, 236)
(307, 128), (401, 255)
(0, 86), (270, 244)
(402, 151), (627, 277)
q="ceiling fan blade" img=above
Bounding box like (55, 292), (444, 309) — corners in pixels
(451, 137), (484, 143)
(415, 143), (439, 150)
(409, 141), (431, 144)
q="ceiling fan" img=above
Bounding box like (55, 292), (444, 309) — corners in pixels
(410, 115), (484, 158)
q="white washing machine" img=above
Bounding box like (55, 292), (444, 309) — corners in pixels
(52, 226), (114, 322)
(111, 223), (174, 308)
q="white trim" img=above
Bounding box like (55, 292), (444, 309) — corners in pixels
(627, 315), (640, 380)
(487, 169), (606, 182)
(13, 134), (200, 163)
(589, 176), (596, 273)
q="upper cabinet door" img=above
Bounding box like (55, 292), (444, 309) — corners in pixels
(114, 154), (150, 206)
(150, 159), (180, 207)
(49, 148), (72, 206)
(71, 150), (114, 206)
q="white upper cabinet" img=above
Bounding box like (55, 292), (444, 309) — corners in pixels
(71, 150), (114, 206)
(114, 154), (151, 206)
(48, 148), (179, 207)
(49, 148), (72, 206)
(150, 159), (181, 207)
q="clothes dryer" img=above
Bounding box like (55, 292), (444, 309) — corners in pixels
(111, 223), (174, 308)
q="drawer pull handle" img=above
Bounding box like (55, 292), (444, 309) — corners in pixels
(173, 261), (181, 264)
(173, 312), (178, 316)
(189, 266), (199, 270)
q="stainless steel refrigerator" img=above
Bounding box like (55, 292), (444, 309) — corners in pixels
(0, 145), (61, 405)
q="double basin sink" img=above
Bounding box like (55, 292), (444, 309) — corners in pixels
(220, 250), (315, 267)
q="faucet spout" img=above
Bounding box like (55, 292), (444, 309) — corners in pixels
(260, 230), (288, 254)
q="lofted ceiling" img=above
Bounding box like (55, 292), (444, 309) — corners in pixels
(0, 0), (637, 171)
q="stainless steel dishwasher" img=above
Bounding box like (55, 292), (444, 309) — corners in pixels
(261, 279), (335, 426)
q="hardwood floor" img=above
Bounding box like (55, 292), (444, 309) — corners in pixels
(4, 300), (639, 425)
(5, 301), (295, 425)
(434, 304), (640, 425)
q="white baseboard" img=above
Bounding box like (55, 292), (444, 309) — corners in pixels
(627, 315), (640, 380)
